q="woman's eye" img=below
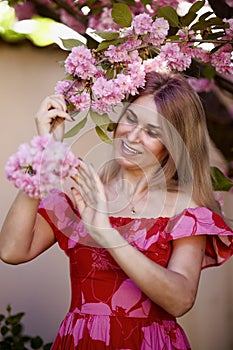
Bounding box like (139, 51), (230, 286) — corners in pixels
(125, 112), (137, 124)
(146, 128), (159, 138)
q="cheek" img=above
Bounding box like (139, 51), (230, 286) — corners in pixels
(149, 141), (167, 162)
(114, 123), (131, 138)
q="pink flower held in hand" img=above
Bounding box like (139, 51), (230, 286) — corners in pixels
(5, 135), (80, 198)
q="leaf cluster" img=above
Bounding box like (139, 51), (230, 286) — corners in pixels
(0, 305), (52, 350)
(211, 167), (233, 192)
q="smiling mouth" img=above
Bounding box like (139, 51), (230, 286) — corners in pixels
(121, 140), (142, 155)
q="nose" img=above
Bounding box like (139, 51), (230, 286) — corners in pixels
(126, 125), (142, 143)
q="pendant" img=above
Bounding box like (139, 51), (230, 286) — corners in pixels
(131, 206), (136, 215)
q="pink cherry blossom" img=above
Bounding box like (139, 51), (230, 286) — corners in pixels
(55, 80), (74, 95)
(91, 99), (113, 114)
(152, 0), (179, 8)
(210, 44), (233, 75)
(65, 46), (97, 80)
(92, 77), (115, 98)
(226, 0), (233, 7)
(5, 135), (80, 198)
(223, 18), (233, 38)
(88, 8), (120, 31)
(70, 91), (91, 111)
(159, 43), (192, 71)
(187, 77), (214, 92)
(147, 17), (169, 46)
(114, 74), (132, 94)
(132, 13), (153, 35)
(143, 57), (169, 73)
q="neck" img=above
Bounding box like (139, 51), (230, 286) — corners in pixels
(116, 169), (146, 195)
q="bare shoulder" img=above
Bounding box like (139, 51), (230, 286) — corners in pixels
(164, 191), (199, 217)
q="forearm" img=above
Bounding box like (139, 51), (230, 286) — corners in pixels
(0, 191), (40, 263)
(105, 229), (202, 317)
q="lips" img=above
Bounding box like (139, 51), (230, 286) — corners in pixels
(121, 140), (142, 155)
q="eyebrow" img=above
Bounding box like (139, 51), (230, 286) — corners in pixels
(127, 108), (161, 130)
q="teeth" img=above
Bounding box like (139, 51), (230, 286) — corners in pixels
(123, 141), (141, 154)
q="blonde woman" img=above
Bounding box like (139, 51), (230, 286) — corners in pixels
(1, 72), (233, 349)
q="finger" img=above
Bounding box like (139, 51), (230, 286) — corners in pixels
(82, 164), (108, 213)
(71, 170), (97, 207)
(88, 164), (106, 199)
(77, 167), (96, 192)
(75, 176), (97, 207)
(71, 186), (86, 214)
(47, 109), (73, 122)
(43, 95), (67, 113)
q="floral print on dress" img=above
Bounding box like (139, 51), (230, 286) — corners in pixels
(38, 190), (233, 349)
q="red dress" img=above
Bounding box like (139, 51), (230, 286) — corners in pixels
(38, 190), (233, 350)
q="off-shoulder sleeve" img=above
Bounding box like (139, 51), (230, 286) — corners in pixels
(38, 189), (89, 250)
(166, 207), (233, 268)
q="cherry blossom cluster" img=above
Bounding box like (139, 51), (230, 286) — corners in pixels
(55, 13), (171, 115)
(13, 0), (196, 34)
(55, 9), (233, 118)
(5, 134), (80, 198)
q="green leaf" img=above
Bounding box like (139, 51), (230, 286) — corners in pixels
(0, 314), (5, 323)
(90, 5), (105, 16)
(96, 37), (127, 52)
(210, 44), (225, 54)
(111, 3), (132, 27)
(1, 325), (9, 336)
(203, 32), (224, 40)
(95, 126), (112, 144)
(201, 64), (216, 79)
(43, 343), (54, 350)
(61, 38), (85, 50)
(211, 167), (233, 191)
(6, 312), (24, 325)
(191, 21), (210, 30)
(119, 0), (137, 5)
(107, 122), (117, 132)
(22, 335), (31, 342)
(191, 16), (223, 30)
(189, 0), (205, 13)
(12, 324), (23, 336)
(205, 17), (224, 26)
(30, 336), (43, 349)
(6, 305), (11, 314)
(157, 6), (179, 27)
(95, 31), (119, 41)
(90, 110), (112, 128)
(199, 11), (213, 22)
(106, 67), (115, 80)
(180, 12), (197, 26)
(64, 116), (87, 138)
(140, 0), (152, 5)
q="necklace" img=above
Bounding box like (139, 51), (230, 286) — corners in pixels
(127, 180), (148, 216)
(130, 205), (136, 215)
(110, 176), (148, 216)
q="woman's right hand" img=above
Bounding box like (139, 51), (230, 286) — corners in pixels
(35, 94), (73, 141)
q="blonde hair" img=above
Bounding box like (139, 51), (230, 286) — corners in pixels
(100, 71), (220, 214)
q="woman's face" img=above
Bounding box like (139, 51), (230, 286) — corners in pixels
(114, 95), (168, 175)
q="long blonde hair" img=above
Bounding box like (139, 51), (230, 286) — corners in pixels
(100, 71), (220, 214)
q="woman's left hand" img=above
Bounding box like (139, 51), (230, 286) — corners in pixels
(71, 161), (113, 247)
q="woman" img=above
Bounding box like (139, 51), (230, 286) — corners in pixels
(1, 72), (233, 349)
